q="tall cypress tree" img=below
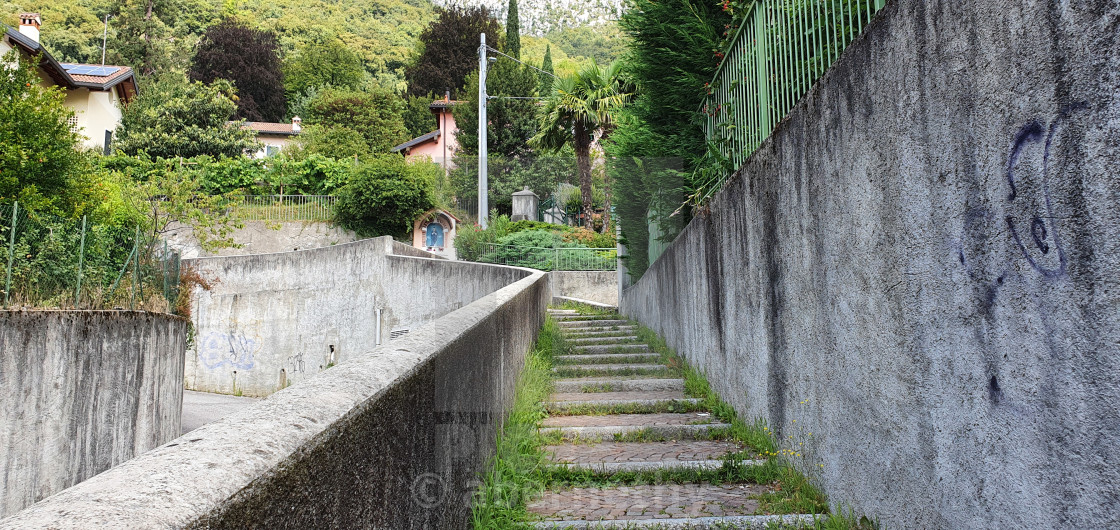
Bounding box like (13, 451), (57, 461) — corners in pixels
(539, 44), (554, 94)
(505, 0), (521, 59)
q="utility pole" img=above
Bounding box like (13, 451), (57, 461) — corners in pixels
(478, 33), (489, 228)
(100, 14), (111, 65)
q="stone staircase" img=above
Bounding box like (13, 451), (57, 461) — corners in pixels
(530, 308), (815, 529)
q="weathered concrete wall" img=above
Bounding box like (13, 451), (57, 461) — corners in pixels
(549, 270), (618, 306)
(621, 1), (1120, 528)
(0, 271), (550, 529)
(166, 221), (359, 259)
(184, 237), (529, 396)
(0, 311), (187, 517)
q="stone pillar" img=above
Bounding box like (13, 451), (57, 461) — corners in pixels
(511, 187), (539, 222)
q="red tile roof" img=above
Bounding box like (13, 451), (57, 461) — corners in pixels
(67, 66), (134, 85)
(243, 122), (300, 135)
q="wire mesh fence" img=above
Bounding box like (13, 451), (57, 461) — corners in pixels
(461, 242), (617, 271)
(0, 201), (181, 311)
(237, 195), (337, 222)
(700, 0), (887, 203)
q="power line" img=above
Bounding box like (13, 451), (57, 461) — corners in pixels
(489, 96), (549, 100)
(485, 45), (559, 80)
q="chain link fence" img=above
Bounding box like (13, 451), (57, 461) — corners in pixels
(0, 202), (181, 311)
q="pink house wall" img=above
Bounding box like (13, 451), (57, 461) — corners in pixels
(407, 108), (459, 166)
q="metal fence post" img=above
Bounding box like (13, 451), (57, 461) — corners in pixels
(131, 226), (141, 309)
(162, 240), (169, 303)
(5, 201), (17, 307)
(74, 215), (87, 307)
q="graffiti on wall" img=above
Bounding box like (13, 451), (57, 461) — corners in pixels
(957, 103), (1087, 289)
(197, 320), (263, 371)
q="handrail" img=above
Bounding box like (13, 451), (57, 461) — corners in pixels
(698, 0), (888, 205)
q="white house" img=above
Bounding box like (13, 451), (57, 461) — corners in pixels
(2, 13), (138, 153)
(242, 117), (302, 158)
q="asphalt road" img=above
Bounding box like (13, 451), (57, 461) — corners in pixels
(181, 390), (259, 435)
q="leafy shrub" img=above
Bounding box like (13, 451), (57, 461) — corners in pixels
(333, 157), (437, 238)
(508, 220), (559, 234)
(561, 227), (615, 248)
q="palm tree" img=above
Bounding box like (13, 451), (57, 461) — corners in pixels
(531, 61), (631, 230)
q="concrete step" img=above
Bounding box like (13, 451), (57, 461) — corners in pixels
(545, 398), (702, 414)
(552, 378), (686, 393)
(551, 459), (731, 473)
(553, 353), (661, 365)
(566, 335), (640, 344)
(563, 327), (639, 337)
(530, 514), (820, 529)
(558, 319), (630, 328)
(549, 390), (689, 402)
(573, 344), (651, 354)
(540, 423), (732, 441)
(540, 413), (728, 441)
(552, 315), (620, 321)
(548, 439), (740, 457)
(528, 483), (800, 527)
(551, 363), (668, 374)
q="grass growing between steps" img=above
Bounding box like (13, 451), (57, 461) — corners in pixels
(545, 399), (707, 416)
(471, 318), (565, 530)
(632, 322), (877, 529)
(553, 300), (616, 315)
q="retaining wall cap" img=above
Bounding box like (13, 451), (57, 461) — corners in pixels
(0, 270), (547, 529)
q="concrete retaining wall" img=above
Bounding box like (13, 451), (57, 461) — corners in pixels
(621, 1), (1120, 527)
(185, 237), (528, 396)
(549, 271), (618, 306)
(0, 311), (187, 518)
(165, 221), (359, 259)
(0, 271), (550, 529)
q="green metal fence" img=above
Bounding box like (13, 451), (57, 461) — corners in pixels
(0, 201), (181, 310)
(699, 0), (887, 203)
(237, 195), (337, 222)
(468, 243), (617, 271)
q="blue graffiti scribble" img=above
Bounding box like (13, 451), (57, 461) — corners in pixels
(198, 331), (258, 370)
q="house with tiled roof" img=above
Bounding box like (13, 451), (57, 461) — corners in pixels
(391, 95), (465, 171)
(241, 117), (302, 158)
(2, 14), (138, 153)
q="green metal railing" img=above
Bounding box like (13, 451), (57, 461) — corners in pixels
(469, 242), (617, 271)
(1, 201), (181, 310)
(237, 195), (337, 222)
(698, 0), (886, 203)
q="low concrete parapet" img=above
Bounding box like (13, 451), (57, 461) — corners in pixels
(0, 310), (187, 518)
(184, 236), (528, 396)
(0, 270), (550, 529)
(549, 270), (618, 306)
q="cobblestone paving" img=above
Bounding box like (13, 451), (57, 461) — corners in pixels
(545, 441), (741, 464)
(536, 308), (764, 525)
(527, 484), (769, 520)
(541, 412), (717, 428)
(549, 391), (687, 402)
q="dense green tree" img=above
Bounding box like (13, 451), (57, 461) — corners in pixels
(505, 0), (521, 59)
(608, 0), (730, 276)
(190, 18), (285, 122)
(545, 24), (629, 66)
(115, 73), (259, 158)
(405, 5), (502, 98)
(0, 51), (84, 213)
(454, 58), (538, 158)
(303, 87), (408, 155)
(539, 44), (554, 94)
(333, 156), (438, 238)
(532, 61), (630, 229)
(402, 94), (437, 138)
(282, 37), (364, 105)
